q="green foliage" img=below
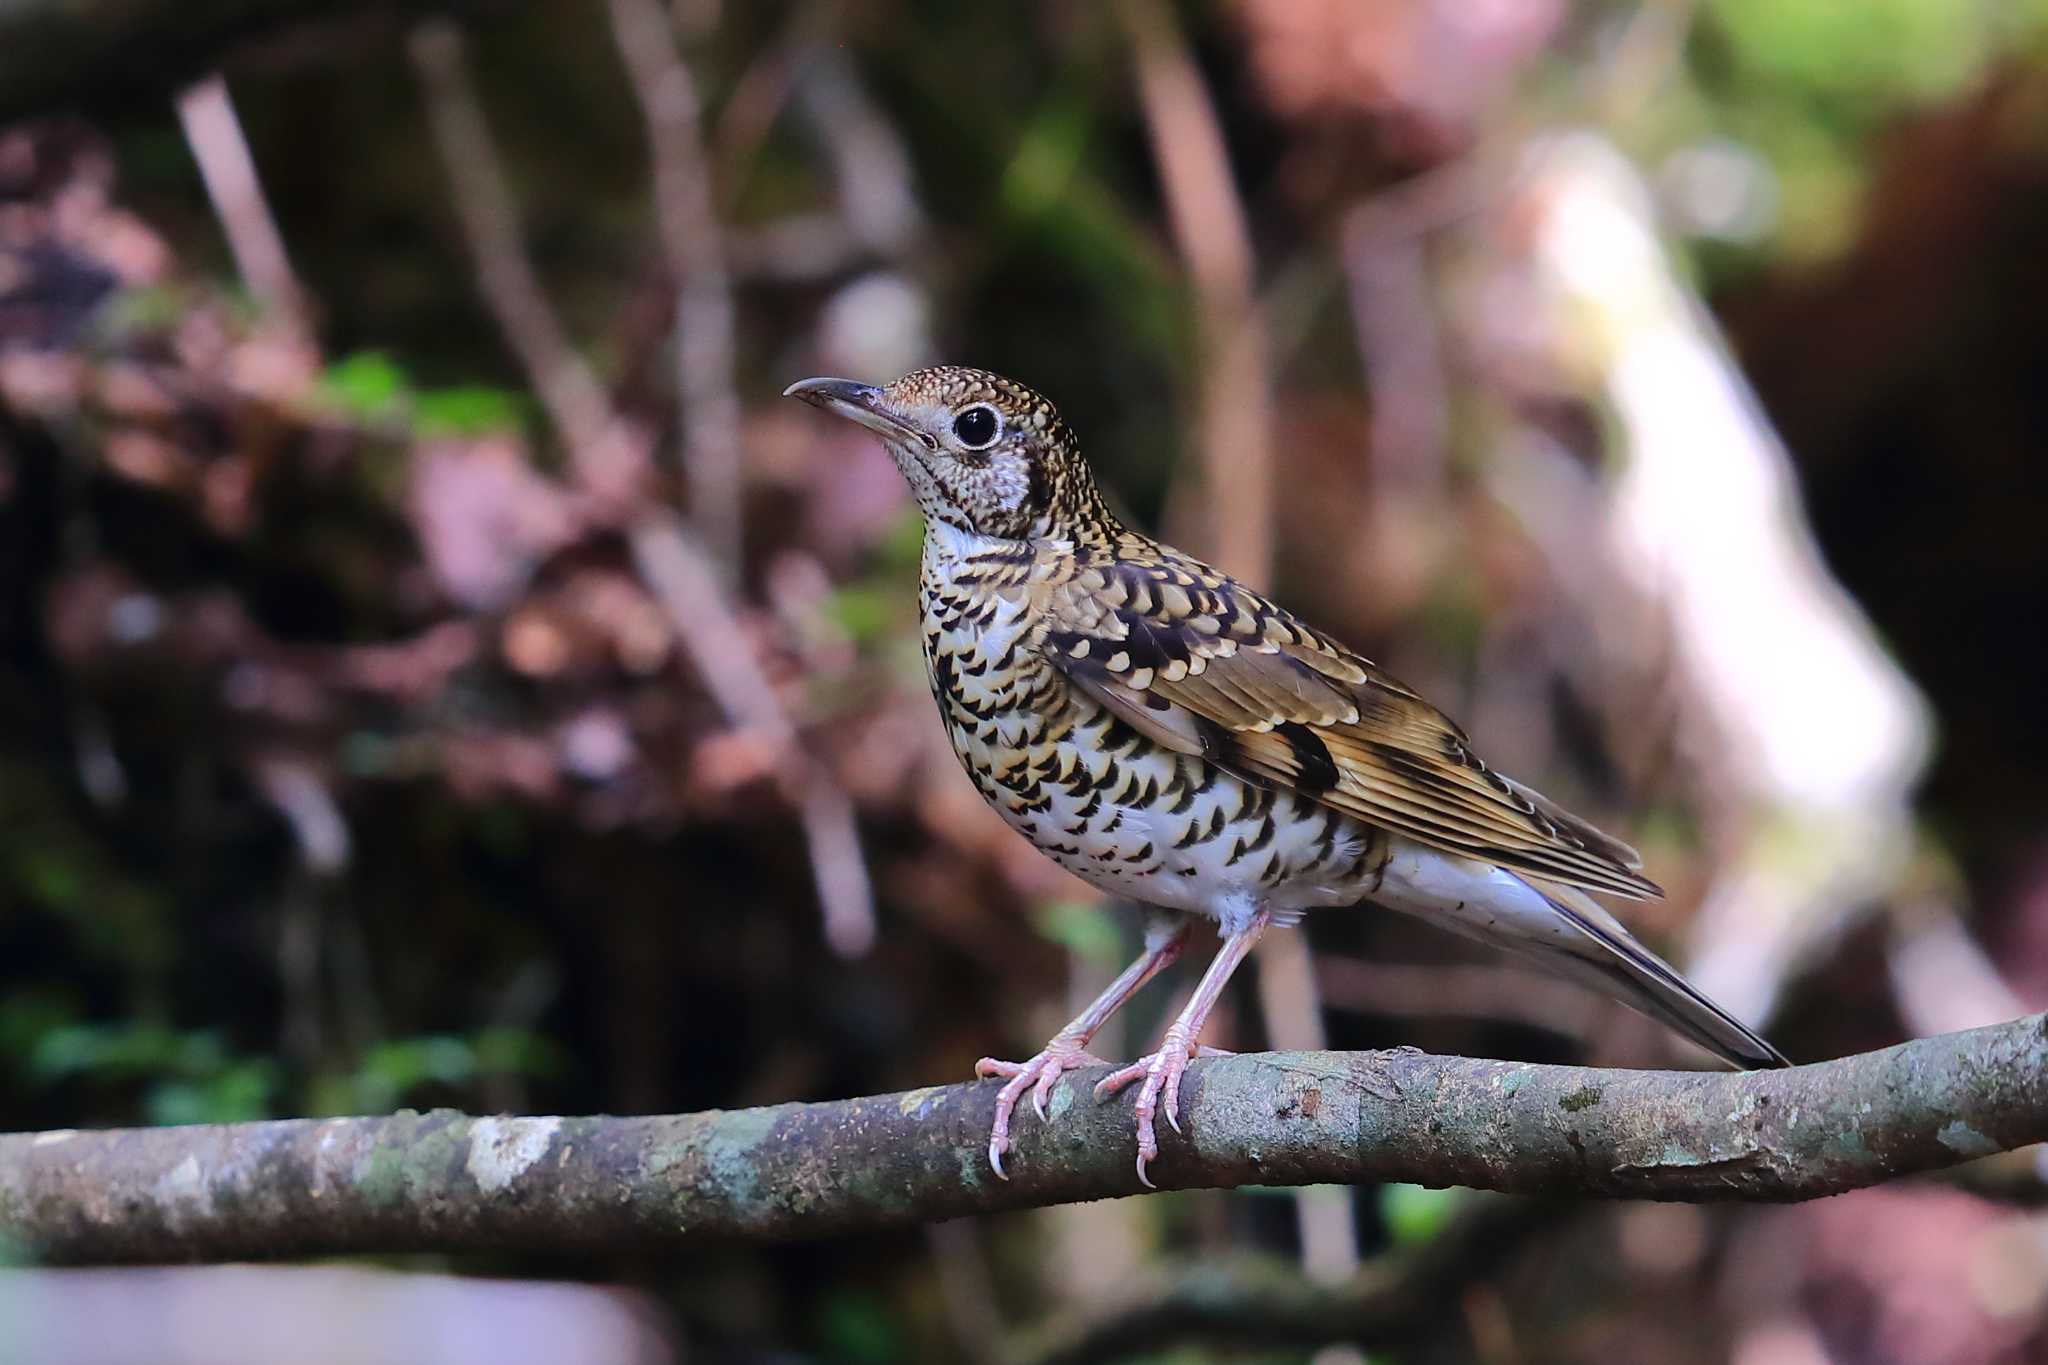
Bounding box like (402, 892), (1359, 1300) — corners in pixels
(317, 349), (410, 422)
(818, 583), (898, 646)
(145, 1064), (280, 1126)
(92, 282), (194, 339)
(996, 89), (1179, 355)
(316, 349), (530, 435)
(23, 1019), (280, 1125)
(1415, 568), (1488, 665)
(0, 765), (172, 981)
(0, 990), (74, 1066)
(1379, 1182), (1462, 1246)
(1711, 0), (2008, 109)
(877, 511), (926, 569)
(2, 990), (562, 1126)
(818, 513), (927, 655)
(306, 1028), (566, 1116)
(1032, 899), (1126, 968)
(413, 384), (530, 437)
(815, 1288), (905, 1365)
(1682, 0), (2048, 262)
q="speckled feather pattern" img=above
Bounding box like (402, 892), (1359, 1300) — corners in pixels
(787, 364), (1785, 1111)
(918, 525), (1389, 930)
(882, 359), (1660, 917)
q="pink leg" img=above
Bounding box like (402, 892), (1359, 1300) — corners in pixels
(976, 918), (1192, 1179)
(1095, 907), (1273, 1187)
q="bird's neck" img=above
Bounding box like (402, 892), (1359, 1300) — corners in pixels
(1039, 474), (1123, 552)
(922, 524), (1058, 603)
(923, 519), (1109, 616)
(918, 464), (1127, 605)
(923, 519), (1026, 566)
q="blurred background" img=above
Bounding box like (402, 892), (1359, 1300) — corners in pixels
(1, 0), (2046, 1361)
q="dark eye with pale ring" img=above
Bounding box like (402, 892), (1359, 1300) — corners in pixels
(952, 405), (1000, 450)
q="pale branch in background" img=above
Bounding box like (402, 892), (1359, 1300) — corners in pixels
(1503, 134), (1932, 1024)
(1117, 0), (1274, 584)
(4, 1015), (2043, 1265)
(604, 0), (745, 575)
(175, 73), (305, 327)
(1255, 930), (1364, 1290)
(407, 19), (875, 956)
(407, 22), (635, 496)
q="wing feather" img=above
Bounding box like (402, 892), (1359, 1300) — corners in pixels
(1046, 553), (1660, 900)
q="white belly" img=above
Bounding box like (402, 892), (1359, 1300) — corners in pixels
(976, 709), (1384, 926)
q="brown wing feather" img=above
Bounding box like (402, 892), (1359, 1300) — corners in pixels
(1047, 551), (1661, 900)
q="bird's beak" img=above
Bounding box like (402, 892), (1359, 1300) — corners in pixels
(783, 377), (916, 441)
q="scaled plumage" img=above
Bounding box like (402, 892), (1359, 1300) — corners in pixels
(788, 366), (1786, 1185)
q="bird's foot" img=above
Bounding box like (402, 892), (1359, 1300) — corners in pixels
(1093, 1034), (1234, 1188)
(976, 1037), (1117, 1179)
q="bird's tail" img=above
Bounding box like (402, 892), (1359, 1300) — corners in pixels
(1369, 843), (1789, 1070)
(1523, 879), (1790, 1070)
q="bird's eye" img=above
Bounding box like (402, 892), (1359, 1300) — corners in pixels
(951, 405), (1001, 450)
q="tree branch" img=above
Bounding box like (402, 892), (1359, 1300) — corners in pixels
(4, 1015), (2043, 1264)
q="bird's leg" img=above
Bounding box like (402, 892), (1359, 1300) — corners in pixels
(976, 916), (1191, 1179)
(1094, 907), (1273, 1187)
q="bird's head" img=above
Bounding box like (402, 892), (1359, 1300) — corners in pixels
(785, 366), (1113, 543)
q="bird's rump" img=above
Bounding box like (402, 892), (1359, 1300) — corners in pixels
(1043, 551), (1662, 901)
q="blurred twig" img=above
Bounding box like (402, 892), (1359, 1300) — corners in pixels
(604, 0), (743, 574)
(715, 33), (922, 282)
(719, 47), (924, 287)
(409, 23), (640, 501)
(1888, 895), (2029, 1038)
(1342, 187), (1455, 553)
(175, 73), (305, 328)
(9, 1015), (2047, 1262)
(1016, 1197), (1546, 1365)
(1598, 0), (1701, 123)
(1255, 932), (1361, 1288)
(1117, 0), (1272, 581)
(925, 1219), (1009, 1365)
(408, 19), (874, 955)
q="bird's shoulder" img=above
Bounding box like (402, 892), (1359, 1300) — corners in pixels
(1036, 531), (1660, 899)
(1040, 532), (1416, 709)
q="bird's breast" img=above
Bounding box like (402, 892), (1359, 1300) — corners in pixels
(919, 574), (1388, 917)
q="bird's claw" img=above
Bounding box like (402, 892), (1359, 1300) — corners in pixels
(1094, 1031), (1227, 1187)
(976, 1038), (1116, 1179)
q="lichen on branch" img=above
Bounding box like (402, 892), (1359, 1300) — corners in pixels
(2, 1013), (2043, 1265)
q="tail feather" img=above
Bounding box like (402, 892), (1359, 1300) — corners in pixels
(1528, 880), (1789, 1070)
(1367, 841), (1789, 1070)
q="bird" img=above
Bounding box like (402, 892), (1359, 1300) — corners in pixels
(786, 365), (1788, 1187)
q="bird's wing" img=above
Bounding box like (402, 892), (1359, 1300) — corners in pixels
(1041, 552), (1661, 900)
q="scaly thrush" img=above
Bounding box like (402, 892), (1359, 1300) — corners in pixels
(788, 366), (1786, 1186)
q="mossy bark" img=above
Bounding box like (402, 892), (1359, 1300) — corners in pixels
(3, 1013), (2044, 1263)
